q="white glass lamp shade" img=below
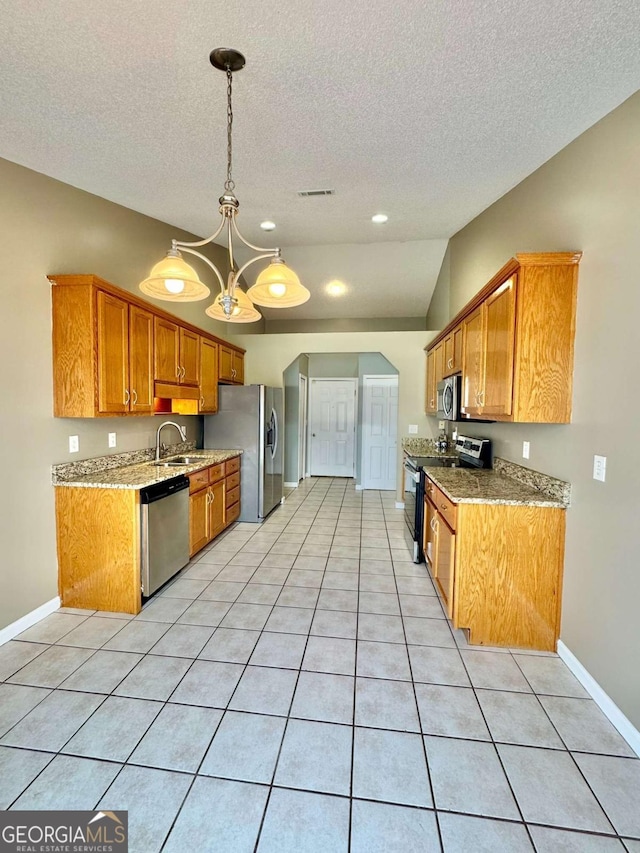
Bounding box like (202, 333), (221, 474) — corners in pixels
(205, 285), (262, 323)
(139, 252), (210, 302)
(247, 258), (310, 307)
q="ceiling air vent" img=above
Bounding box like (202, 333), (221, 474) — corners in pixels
(297, 189), (335, 197)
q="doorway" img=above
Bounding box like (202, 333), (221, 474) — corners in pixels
(308, 378), (357, 477)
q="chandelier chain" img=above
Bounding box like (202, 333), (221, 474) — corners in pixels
(225, 67), (235, 192)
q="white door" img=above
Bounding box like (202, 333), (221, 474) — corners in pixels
(309, 379), (357, 477)
(362, 375), (398, 490)
(298, 374), (307, 482)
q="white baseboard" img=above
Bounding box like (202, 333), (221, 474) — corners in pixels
(355, 484), (364, 491)
(557, 640), (640, 757)
(395, 501), (405, 509)
(0, 596), (61, 646)
(284, 482), (299, 488)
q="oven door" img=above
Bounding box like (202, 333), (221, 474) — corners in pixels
(403, 461), (421, 562)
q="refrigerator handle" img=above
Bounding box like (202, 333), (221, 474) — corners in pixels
(270, 407), (278, 458)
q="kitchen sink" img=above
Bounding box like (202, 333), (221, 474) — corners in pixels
(151, 455), (204, 467)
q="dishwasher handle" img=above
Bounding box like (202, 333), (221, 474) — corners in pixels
(140, 475), (189, 504)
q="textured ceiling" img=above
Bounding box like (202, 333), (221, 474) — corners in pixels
(2, 0), (639, 321)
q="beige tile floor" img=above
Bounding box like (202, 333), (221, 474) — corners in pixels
(0, 477), (639, 852)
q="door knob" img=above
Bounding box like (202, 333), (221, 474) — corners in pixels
(312, 433), (316, 437)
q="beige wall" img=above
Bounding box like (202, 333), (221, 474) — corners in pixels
(0, 157), (241, 630)
(226, 331), (439, 496)
(432, 92), (640, 728)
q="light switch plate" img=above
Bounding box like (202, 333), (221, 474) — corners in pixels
(69, 435), (79, 453)
(593, 455), (606, 482)
(522, 441), (530, 460)
(108, 432), (117, 448)
(408, 424), (418, 434)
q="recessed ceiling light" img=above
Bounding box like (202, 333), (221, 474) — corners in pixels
(260, 220), (276, 231)
(371, 213), (388, 224)
(325, 280), (347, 297)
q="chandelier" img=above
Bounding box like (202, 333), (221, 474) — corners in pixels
(140, 48), (309, 323)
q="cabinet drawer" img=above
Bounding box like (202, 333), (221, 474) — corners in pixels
(226, 501), (240, 523)
(425, 477), (457, 531)
(225, 456), (240, 475)
(226, 485), (240, 508)
(208, 463), (225, 484)
(189, 469), (209, 494)
(225, 471), (240, 491)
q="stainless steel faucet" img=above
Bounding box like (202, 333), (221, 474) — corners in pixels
(155, 421), (187, 461)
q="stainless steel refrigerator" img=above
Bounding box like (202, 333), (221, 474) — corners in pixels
(204, 385), (283, 523)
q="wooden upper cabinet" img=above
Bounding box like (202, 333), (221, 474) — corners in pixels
(199, 337), (218, 413)
(97, 291), (129, 414)
(433, 342), (445, 388)
(482, 277), (516, 416)
(218, 343), (244, 384)
(154, 318), (180, 383)
(128, 305), (154, 414)
(426, 253), (580, 424)
(50, 274), (245, 417)
(443, 325), (463, 376)
(179, 327), (200, 386)
(461, 307), (484, 416)
(425, 350), (437, 413)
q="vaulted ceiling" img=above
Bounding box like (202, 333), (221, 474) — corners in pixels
(2, 1), (639, 320)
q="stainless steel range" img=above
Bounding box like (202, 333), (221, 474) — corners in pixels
(403, 435), (492, 563)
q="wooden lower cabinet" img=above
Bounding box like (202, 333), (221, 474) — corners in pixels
(56, 487), (141, 614)
(189, 456), (242, 557)
(56, 455), (243, 615)
(423, 477), (565, 651)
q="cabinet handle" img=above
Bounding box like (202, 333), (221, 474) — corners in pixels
(440, 503), (448, 511)
(434, 518), (439, 533)
(200, 396), (204, 408)
(478, 390), (485, 405)
(447, 358), (453, 368)
(132, 389), (138, 406)
(124, 388), (130, 405)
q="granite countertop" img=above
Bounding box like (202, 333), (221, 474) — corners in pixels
(422, 465), (567, 508)
(54, 449), (242, 490)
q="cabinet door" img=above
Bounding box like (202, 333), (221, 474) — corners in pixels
(209, 479), (226, 540)
(129, 305), (154, 414)
(434, 515), (455, 619)
(218, 344), (234, 383)
(154, 318), (180, 383)
(424, 497), (437, 573)
(425, 350), (436, 413)
(179, 327), (200, 386)
(461, 306), (484, 415)
(444, 325), (463, 376)
(97, 291), (129, 414)
(199, 338), (219, 413)
(433, 342), (445, 388)
(232, 351), (244, 384)
(189, 489), (209, 557)
(482, 278), (516, 416)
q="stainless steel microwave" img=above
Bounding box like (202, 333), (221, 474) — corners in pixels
(437, 376), (461, 420)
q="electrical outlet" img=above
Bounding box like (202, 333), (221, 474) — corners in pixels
(438, 421), (445, 430)
(408, 424), (418, 435)
(69, 435), (79, 453)
(522, 441), (530, 460)
(108, 432), (117, 448)
(593, 455), (607, 482)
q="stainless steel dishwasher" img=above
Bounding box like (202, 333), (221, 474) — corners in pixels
(140, 475), (190, 597)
